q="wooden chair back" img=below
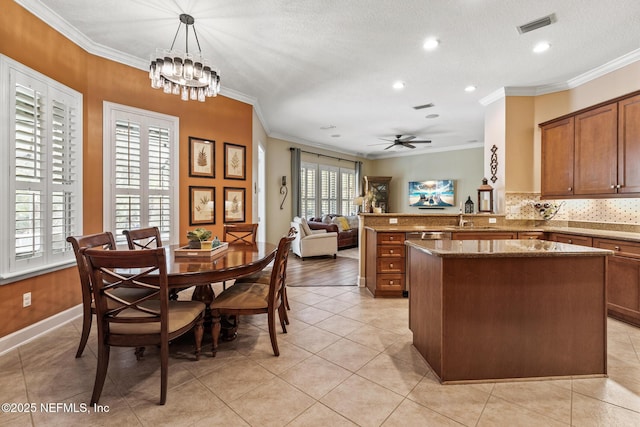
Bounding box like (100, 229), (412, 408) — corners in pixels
(122, 226), (163, 250)
(223, 223), (259, 245)
(267, 228), (297, 311)
(66, 232), (118, 357)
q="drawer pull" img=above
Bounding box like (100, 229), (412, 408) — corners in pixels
(568, 239), (573, 244)
(389, 249), (394, 254)
(389, 236), (394, 240)
(568, 187), (572, 191)
(389, 280), (394, 285)
(390, 263), (393, 268)
(614, 246), (621, 251)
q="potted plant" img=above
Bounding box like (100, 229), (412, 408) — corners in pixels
(186, 227), (212, 249)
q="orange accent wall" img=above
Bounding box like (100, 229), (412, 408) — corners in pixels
(0, 0), (252, 338)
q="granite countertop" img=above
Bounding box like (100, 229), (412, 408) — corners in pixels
(405, 239), (614, 258)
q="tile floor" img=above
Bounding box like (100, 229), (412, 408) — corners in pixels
(2, 283), (640, 426)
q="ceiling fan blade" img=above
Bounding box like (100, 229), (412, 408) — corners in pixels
(398, 135), (416, 142)
(402, 142), (416, 149)
(383, 144), (394, 150)
(378, 137), (396, 142)
(409, 140), (431, 143)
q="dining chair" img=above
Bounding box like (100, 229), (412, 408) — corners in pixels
(223, 223), (259, 245)
(234, 227), (296, 324)
(122, 226), (163, 250)
(82, 247), (205, 405)
(210, 230), (296, 357)
(67, 232), (155, 358)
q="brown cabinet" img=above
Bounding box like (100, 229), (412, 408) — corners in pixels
(541, 117), (575, 197)
(364, 176), (391, 213)
(546, 233), (593, 247)
(451, 232), (517, 240)
(539, 90), (640, 198)
(365, 229), (405, 297)
(593, 238), (640, 326)
(518, 231), (546, 240)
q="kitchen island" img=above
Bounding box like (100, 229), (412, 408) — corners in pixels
(406, 239), (612, 383)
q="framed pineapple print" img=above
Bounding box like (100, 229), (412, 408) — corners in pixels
(224, 142), (246, 180)
(189, 137), (215, 178)
(223, 187), (245, 223)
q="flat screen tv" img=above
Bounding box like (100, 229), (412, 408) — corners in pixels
(408, 180), (455, 207)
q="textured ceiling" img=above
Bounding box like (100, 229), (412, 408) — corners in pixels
(18, 0), (640, 158)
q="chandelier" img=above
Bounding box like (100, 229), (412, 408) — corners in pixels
(149, 13), (221, 102)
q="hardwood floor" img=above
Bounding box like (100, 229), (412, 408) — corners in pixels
(286, 250), (358, 287)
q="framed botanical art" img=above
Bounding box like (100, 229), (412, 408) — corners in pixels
(223, 187), (245, 223)
(189, 137), (215, 178)
(189, 186), (215, 225)
(224, 142), (246, 180)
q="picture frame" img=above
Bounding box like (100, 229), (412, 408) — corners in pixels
(189, 137), (215, 178)
(189, 186), (215, 225)
(224, 142), (246, 180)
(223, 187), (245, 223)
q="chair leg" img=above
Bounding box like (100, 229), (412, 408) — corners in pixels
(134, 346), (146, 360)
(76, 305), (92, 358)
(278, 303), (287, 334)
(160, 339), (169, 405)
(90, 342), (110, 406)
(193, 316), (204, 361)
(211, 310), (222, 357)
(267, 310), (280, 357)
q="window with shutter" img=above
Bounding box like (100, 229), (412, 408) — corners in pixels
(103, 103), (178, 246)
(1, 55), (82, 282)
(299, 160), (355, 217)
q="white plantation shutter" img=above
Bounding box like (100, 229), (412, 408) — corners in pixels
(340, 168), (356, 215)
(320, 166), (338, 216)
(298, 160), (355, 218)
(300, 162), (317, 218)
(104, 103), (178, 246)
(1, 55), (82, 281)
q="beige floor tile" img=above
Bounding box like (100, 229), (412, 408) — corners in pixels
(197, 357), (275, 403)
(490, 380), (572, 424)
(321, 375), (403, 426)
(338, 305), (381, 323)
(346, 324), (403, 351)
(288, 402), (358, 426)
(290, 306), (335, 325)
(227, 377), (315, 427)
(317, 338), (380, 372)
(281, 325), (342, 353)
(382, 399), (465, 426)
(308, 286), (354, 298)
(357, 353), (428, 396)
(572, 373), (640, 413)
(247, 339), (313, 375)
(477, 395), (569, 427)
(312, 298), (354, 314)
(288, 292), (331, 306)
(571, 392), (640, 426)
(315, 314), (365, 337)
(280, 355), (352, 399)
(407, 373), (491, 426)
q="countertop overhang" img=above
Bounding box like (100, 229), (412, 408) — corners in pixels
(405, 239), (614, 258)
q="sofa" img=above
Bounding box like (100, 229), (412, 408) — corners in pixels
(308, 214), (358, 249)
(290, 217), (338, 259)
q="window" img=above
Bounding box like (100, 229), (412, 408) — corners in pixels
(300, 161), (356, 217)
(0, 55), (83, 282)
(103, 103), (178, 246)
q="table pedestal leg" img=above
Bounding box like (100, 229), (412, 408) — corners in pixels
(191, 283), (237, 342)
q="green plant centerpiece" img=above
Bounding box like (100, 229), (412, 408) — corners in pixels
(186, 227), (212, 249)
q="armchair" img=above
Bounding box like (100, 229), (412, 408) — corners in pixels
(290, 217), (337, 260)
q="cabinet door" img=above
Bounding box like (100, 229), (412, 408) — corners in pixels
(607, 256), (640, 323)
(541, 118), (574, 197)
(618, 94), (640, 194)
(574, 103), (618, 195)
(547, 233), (592, 246)
(451, 232), (516, 240)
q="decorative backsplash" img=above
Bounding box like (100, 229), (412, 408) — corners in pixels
(505, 192), (640, 225)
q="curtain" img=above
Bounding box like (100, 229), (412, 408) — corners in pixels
(290, 147), (301, 218)
(355, 161), (363, 196)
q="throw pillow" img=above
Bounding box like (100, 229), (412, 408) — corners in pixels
(322, 214), (332, 224)
(300, 217), (313, 236)
(332, 216), (350, 231)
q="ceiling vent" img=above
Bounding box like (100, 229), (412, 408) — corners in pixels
(517, 13), (556, 34)
(413, 103), (434, 110)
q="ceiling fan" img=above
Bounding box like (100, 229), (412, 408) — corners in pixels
(377, 134), (432, 150)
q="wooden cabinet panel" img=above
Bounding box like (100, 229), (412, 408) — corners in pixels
(518, 232), (546, 240)
(593, 238), (640, 259)
(378, 246), (404, 257)
(451, 232), (517, 240)
(574, 103), (618, 195)
(366, 229), (405, 297)
(376, 274), (404, 291)
(365, 176), (391, 213)
(541, 117), (575, 197)
(377, 233), (404, 245)
(618, 94), (640, 194)
(377, 258), (405, 273)
(547, 233), (592, 247)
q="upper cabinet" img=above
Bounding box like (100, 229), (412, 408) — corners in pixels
(364, 176), (391, 213)
(540, 91), (640, 199)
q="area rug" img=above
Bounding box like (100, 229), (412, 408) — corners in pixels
(286, 252), (358, 287)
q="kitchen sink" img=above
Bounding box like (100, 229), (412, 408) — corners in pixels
(444, 226), (500, 230)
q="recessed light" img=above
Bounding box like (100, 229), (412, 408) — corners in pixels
(330, 134), (341, 138)
(320, 125), (336, 130)
(464, 85), (476, 92)
(392, 81), (405, 90)
(423, 38), (439, 50)
(425, 114), (439, 119)
(533, 41), (550, 53)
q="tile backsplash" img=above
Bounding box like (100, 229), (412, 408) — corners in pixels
(505, 192), (640, 225)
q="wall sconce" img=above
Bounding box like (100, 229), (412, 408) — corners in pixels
(477, 178), (494, 213)
(279, 175), (288, 210)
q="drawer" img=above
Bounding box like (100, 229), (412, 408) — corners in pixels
(378, 246), (405, 257)
(377, 258), (405, 273)
(593, 238), (640, 259)
(549, 233), (593, 246)
(518, 232), (546, 240)
(376, 274), (404, 290)
(377, 233), (405, 245)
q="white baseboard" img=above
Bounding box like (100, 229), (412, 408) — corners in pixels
(0, 304), (82, 356)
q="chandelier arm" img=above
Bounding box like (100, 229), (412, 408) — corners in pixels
(168, 21), (183, 51)
(192, 26), (203, 56)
